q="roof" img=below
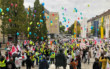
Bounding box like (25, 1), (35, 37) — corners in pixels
(25, 7), (49, 14)
(88, 9), (110, 22)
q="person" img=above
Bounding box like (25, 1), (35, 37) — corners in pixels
(0, 50), (1, 58)
(0, 55), (7, 69)
(30, 53), (35, 68)
(50, 50), (55, 64)
(15, 55), (22, 69)
(26, 56), (32, 69)
(70, 59), (78, 69)
(6, 58), (16, 69)
(22, 52), (27, 66)
(39, 55), (49, 69)
(82, 48), (86, 61)
(93, 58), (101, 69)
(55, 49), (67, 69)
(77, 55), (81, 69)
(84, 48), (90, 64)
(99, 55), (110, 69)
(35, 50), (39, 65)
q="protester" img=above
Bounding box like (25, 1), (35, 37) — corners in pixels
(93, 58), (101, 69)
(6, 58), (16, 69)
(70, 58), (78, 69)
(0, 55), (7, 69)
(39, 55), (49, 69)
(26, 56), (32, 69)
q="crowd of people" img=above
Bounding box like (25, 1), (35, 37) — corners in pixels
(0, 38), (110, 69)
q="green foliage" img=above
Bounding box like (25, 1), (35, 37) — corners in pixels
(28, 0), (47, 42)
(59, 22), (65, 33)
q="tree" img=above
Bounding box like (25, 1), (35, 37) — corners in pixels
(0, 0), (27, 44)
(98, 25), (105, 36)
(59, 22), (65, 33)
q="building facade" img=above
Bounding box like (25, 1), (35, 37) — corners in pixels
(87, 9), (110, 37)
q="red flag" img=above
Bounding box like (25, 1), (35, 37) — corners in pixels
(12, 45), (17, 54)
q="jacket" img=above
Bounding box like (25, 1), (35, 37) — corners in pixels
(26, 58), (32, 67)
(70, 61), (78, 69)
(39, 59), (49, 69)
(93, 61), (101, 69)
(99, 57), (110, 69)
(6, 61), (16, 69)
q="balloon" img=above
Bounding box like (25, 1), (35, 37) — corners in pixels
(41, 37), (43, 40)
(27, 12), (29, 15)
(37, 36), (39, 39)
(40, 15), (42, 17)
(43, 16), (45, 19)
(16, 32), (19, 36)
(78, 18), (80, 20)
(74, 33), (76, 34)
(34, 33), (36, 35)
(38, 24), (40, 27)
(66, 25), (68, 27)
(34, 10), (36, 13)
(29, 32), (31, 35)
(36, 35), (37, 36)
(36, 27), (37, 28)
(11, 3), (13, 6)
(80, 13), (82, 15)
(2, 12), (4, 15)
(51, 23), (53, 25)
(68, 19), (70, 21)
(50, 20), (53, 23)
(68, 21), (69, 23)
(37, 22), (39, 25)
(0, 8), (2, 13)
(64, 19), (66, 22)
(73, 10), (75, 12)
(34, 15), (35, 17)
(65, 9), (66, 11)
(47, 16), (49, 18)
(28, 34), (29, 37)
(75, 10), (78, 12)
(88, 4), (89, 7)
(15, 4), (17, 7)
(85, 28), (86, 30)
(42, 11), (45, 14)
(40, 19), (43, 22)
(30, 22), (32, 25)
(81, 17), (83, 19)
(42, 3), (45, 6)
(62, 7), (64, 10)
(6, 8), (9, 11)
(9, 19), (11, 22)
(31, 13), (33, 15)
(97, 29), (99, 31)
(55, 18), (58, 20)
(62, 13), (64, 15)
(52, 14), (54, 16)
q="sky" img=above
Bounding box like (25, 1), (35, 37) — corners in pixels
(24, 0), (110, 29)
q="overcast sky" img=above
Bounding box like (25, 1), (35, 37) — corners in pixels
(24, 0), (110, 28)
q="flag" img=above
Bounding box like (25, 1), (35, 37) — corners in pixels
(12, 45), (17, 54)
(106, 59), (110, 69)
(17, 44), (21, 51)
(101, 27), (104, 38)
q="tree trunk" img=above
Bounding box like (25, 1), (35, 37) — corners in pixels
(15, 34), (17, 44)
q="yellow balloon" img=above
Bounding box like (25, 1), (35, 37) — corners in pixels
(40, 15), (42, 17)
(36, 27), (37, 28)
(30, 22), (32, 25)
(37, 22), (39, 25)
(28, 34), (29, 37)
(51, 23), (53, 25)
(73, 10), (75, 12)
(55, 18), (58, 20)
(2, 12), (4, 15)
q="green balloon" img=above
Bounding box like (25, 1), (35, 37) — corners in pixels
(62, 7), (64, 10)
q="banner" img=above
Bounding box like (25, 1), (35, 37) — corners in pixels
(24, 40), (27, 45)
(101, 27), (104, 38)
